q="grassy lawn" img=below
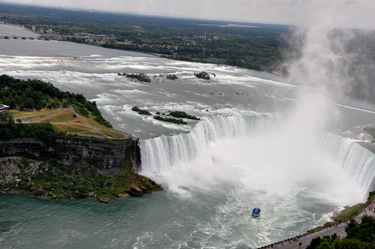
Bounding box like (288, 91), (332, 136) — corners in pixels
(11, 108), (61, 118)
(101, 129), (125, 138)
(39, 108), (76, 123)
(52, 124), (95, 134)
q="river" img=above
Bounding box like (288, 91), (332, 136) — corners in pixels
(1, 24), (375, 249)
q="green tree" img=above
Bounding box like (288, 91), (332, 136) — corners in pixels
(0, 111), (14, 124)
(62, 99), (69, 108)
(24, 97), (35, 109)
(316, 234), (342, 249)
(342, 238), (372, 249)
(9, 98), (16, 109)
(307, 237), (322, 249)
(346, 216), (375, 243)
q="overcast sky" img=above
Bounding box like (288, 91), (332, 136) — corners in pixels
(4, 0), (375, 29)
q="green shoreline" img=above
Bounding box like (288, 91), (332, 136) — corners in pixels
(307, 190), (375, 233)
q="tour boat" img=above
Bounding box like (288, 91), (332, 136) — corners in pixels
(251, 207), (261, 218)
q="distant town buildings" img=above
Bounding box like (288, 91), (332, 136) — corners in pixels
(74, 32), (110, 38)
(41, 34), (67, 41)
(32, 25), (36, 31)
(39, 28), (44, 34)
(117, 39), (132, 45)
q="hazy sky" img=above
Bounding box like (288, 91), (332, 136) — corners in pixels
(5, 0), (375, 28)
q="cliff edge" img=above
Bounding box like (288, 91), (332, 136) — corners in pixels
(0, 138), (161, 202)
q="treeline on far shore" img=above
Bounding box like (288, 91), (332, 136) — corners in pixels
(2, 3), (375, 103)
(0, 2), (288, 72)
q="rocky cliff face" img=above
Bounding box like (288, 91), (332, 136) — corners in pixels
(0, 138), (161, 201)
(0, 138), (141, 171)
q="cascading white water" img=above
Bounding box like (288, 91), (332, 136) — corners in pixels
(140, 116), (272, 173)
(322, 133), (375, 191)
(140, 115), (375, 204)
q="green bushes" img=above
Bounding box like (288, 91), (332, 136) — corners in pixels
(342, 238), (372, 249)
(94, 116), (113, 128)
(73, 104), (89, 117)
(334, 204), (365, 222)
(0, 120), (62, 146)
(47, 98), (61, 109)
(366, 191), (375, 205)
(132, 106), (152, 115)
(170, 111), (200, 120)
(131, 107), (200, 125)
(154, 116), (187, 124)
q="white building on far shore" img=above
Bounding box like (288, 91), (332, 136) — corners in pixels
(0, 104), (10, 112)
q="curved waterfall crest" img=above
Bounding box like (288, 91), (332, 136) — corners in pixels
(140, 115), (375, 191)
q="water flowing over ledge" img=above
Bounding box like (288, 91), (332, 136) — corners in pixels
(140, 115), (375, 193)
(322, 133), (375, 191)
(140, 116), (271, 172)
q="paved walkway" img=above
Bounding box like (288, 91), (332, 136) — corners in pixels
(17, 107), (63, 120)
(258, 199), (375, 249)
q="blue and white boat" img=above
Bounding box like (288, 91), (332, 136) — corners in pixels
(251, 207), (261, 218)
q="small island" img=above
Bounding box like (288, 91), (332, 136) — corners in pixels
(194, 71), (210, 80)
(132, 106), (200, 125)
(118, 72), (151, 83)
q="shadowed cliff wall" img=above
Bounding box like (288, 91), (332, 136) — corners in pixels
(0, 138), (141, 171)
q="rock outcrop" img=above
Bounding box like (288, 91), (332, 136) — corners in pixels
(0, 138), (161, 201)
(0, 138), (141, 171)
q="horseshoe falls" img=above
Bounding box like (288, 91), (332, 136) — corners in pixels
(138, 115), (375, 248)
(140, 114), (375, 205)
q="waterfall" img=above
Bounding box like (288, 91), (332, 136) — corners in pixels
(140, 116), (272, 173)
(140, 116), (375, 193)
(322, 133), (375, 191)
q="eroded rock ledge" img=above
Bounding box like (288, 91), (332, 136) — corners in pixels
(0, 138), (161, 202)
